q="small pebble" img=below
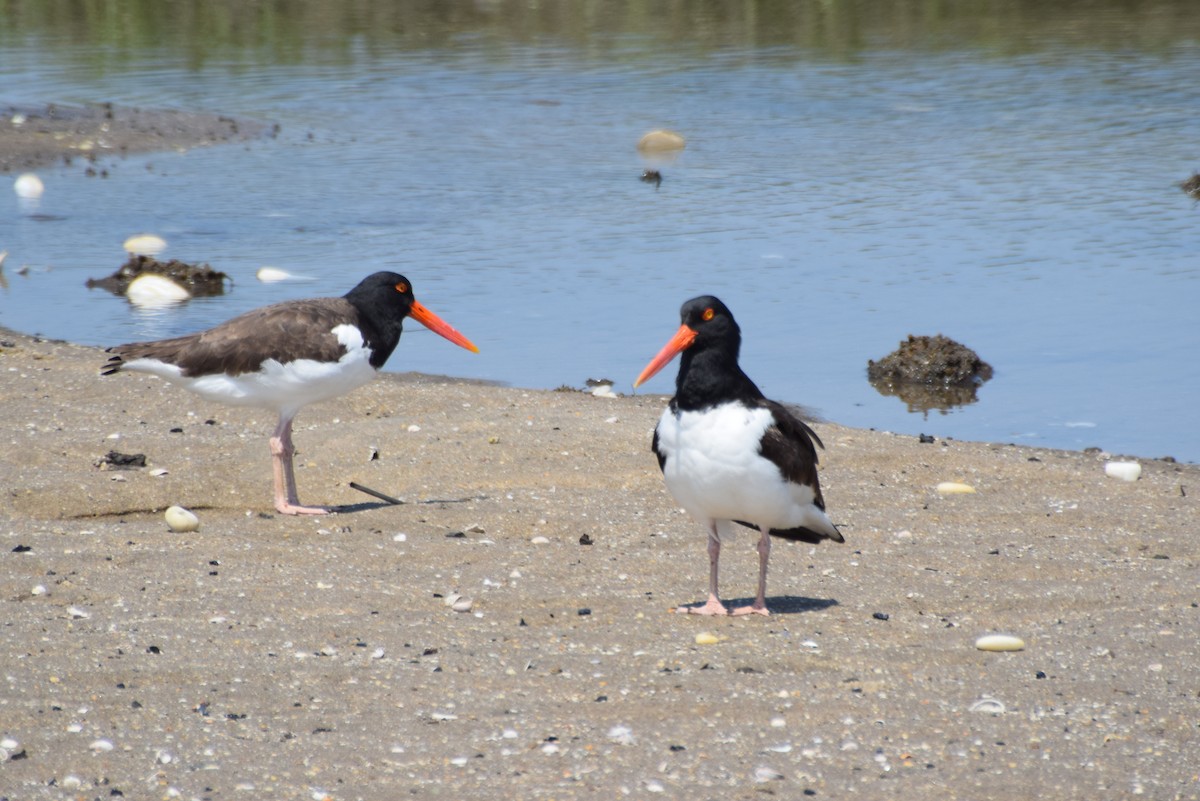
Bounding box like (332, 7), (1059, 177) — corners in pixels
(165, 506), (200, 533)
(607, 724), (635, 745)
(89, 738), (115, 752)
(936, 481), (976, 494)
(1104, 461), (1142, 482)
(451, 597), (474, 613)
(872, 612), (890, 621)
(122, 233), (167, 256)
(754, 765), (786, 783)
(255, 267), (296, 283)
(530, 535), (550, 545)
(14, 173), (45, 198)
(694, 632), (722, 646)
(975, 634), (1025, 652)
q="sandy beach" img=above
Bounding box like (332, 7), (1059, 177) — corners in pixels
(1, 327), (1197, 800)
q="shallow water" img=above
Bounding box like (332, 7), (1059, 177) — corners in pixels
(2, 1), (1198, 461)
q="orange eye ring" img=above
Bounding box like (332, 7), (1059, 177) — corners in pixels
(395, 282), (409, 293)
(702, 308), (715, 321)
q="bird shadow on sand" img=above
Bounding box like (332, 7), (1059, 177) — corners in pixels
(329, 494), (487, 515)
(674, 596), (839, 616)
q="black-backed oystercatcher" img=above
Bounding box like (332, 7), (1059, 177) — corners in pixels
(634, 296), (843, 616)
(103, 272), (478, 515)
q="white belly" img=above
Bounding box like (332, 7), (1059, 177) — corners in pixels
(656, 403), (824, 531)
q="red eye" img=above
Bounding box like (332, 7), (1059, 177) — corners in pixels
(702, 308), (714, 321)
(395, 282), (409, 293)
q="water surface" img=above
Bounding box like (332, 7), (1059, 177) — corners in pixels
(2, 1), (1198, 461)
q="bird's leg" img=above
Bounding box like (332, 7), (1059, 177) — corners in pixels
(679, 523), (730, 615)
(731, 529), (772, 617)
(270, 414), (328, 515)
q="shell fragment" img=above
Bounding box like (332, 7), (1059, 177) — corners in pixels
(975, 634), (1025, 652)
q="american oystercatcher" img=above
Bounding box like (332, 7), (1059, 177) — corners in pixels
(103, 272), (478, 515)
(634, 296), (843, 616)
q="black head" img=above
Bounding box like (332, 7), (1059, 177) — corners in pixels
(677, 295), (741, 354)
(344, 271), (479, 358)
(344, 271), (417, 315)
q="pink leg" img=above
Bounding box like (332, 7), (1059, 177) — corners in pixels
(269, 415), (328, 515)
(677, 523), (730, 616)
(731, 530), (771, 617)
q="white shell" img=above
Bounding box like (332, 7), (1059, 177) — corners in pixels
(123, 234), (167, 256)
(14, 173), (44, 198)
(975, 634), (1025, 652)
(637, 129), (687, 152)
(165, 505), (200, 532)
(256, 266), (295, 283)
(1104, 461), (1141, 482)
(936, 481), (976, 494)
(694, 631), (722, 645)
(451, 597), (474, 613)
(127, 273), (190, 308)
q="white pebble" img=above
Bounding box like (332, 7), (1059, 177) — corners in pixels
(122, 233), (167, 256)
(501, 728), (519, 739)
(255, 266), (295, 283)
(770, 716), (786, 728)
(31, 584), (46, 596)
(407, 424), (421, 433)
(936, 481), (976, 494)
(451, 597), (474, 613)
(62, 776), (83, 790)
(975, 634), (1025, 652)
(0, 737), (18, 750)
(754, 765), (786, 782)
(393, 533), (407, 542)
(645, 780), (665, 793)
(90, 738), (115, 752)
(14, 173), (44, 198)
(372, 647), (385, 659)
(67, 606), (90, 619)
(150, 468), (169, 477)
(165, 505), (200, 533)
(449, 756), (469, 767)
(530, 536), (550, 545)
(607, 724), (635, 745)
(127, 273), (189, 308)
(1104, 461), (1141, 482)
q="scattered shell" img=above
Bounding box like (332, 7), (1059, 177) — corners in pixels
(1104, 461), (1142, 482)
(123, 234), (167, 256)
(0, 737), (19, 750)
(67, 606), (90, 619)
(968, 698), (1006, 714)
(256, 266), (296, 283)
(754, 765), (786, 783)
(165, 505), (200, 533)
(530, 535), (550, 545)
(14, 173), (45, 198)
(606, 724), (635, 745)
(127, 273), (190, 308)
(149, 468), (169, 477)
(31, 584), (47, 596)
(936, 481), (976, 494)
(89, 738), (115, 752)
(407, 424), (421, 433)
(637, 129), (687, 152)
(451, 597), (474, 613)
(443, 592), (462, 607)
(694, 632), (723, 646)
(975, 634), (1025, 652)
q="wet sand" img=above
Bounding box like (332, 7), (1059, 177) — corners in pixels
(1, 329), (1197, 800)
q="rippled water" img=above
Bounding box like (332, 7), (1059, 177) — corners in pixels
(2, 2), (1198, 461)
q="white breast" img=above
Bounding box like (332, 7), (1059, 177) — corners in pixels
(656, 403), (825, 532)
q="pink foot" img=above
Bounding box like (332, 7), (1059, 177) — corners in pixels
(729, 604), (771, 617)
(275, 501), (333, 516)
(675, 597), (730, 616)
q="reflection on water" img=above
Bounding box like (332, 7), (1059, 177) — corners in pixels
(1, 0), (1198, 462)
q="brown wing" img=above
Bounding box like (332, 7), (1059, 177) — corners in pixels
(104, 298), (358, 377)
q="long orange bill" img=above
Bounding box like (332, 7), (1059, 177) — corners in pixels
(633, 323), (697, 388)
(408, 300), (480, 353)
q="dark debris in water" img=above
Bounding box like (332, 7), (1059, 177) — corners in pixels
(1180, 172), (1200, 200)
(867, 334), (993, 413)
(86, 255), (230, 297)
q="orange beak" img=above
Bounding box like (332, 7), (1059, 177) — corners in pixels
(408, 300), (480, 353)
(633, 324), (697, 388)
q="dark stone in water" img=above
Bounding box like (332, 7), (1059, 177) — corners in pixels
(86, 255), (230, 297)
(867, 334), (993, 413)
(1180, 172), (1200, 200)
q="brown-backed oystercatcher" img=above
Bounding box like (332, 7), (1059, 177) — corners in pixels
(103, 272), (478, 515)
(634, 296), (843, 616)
